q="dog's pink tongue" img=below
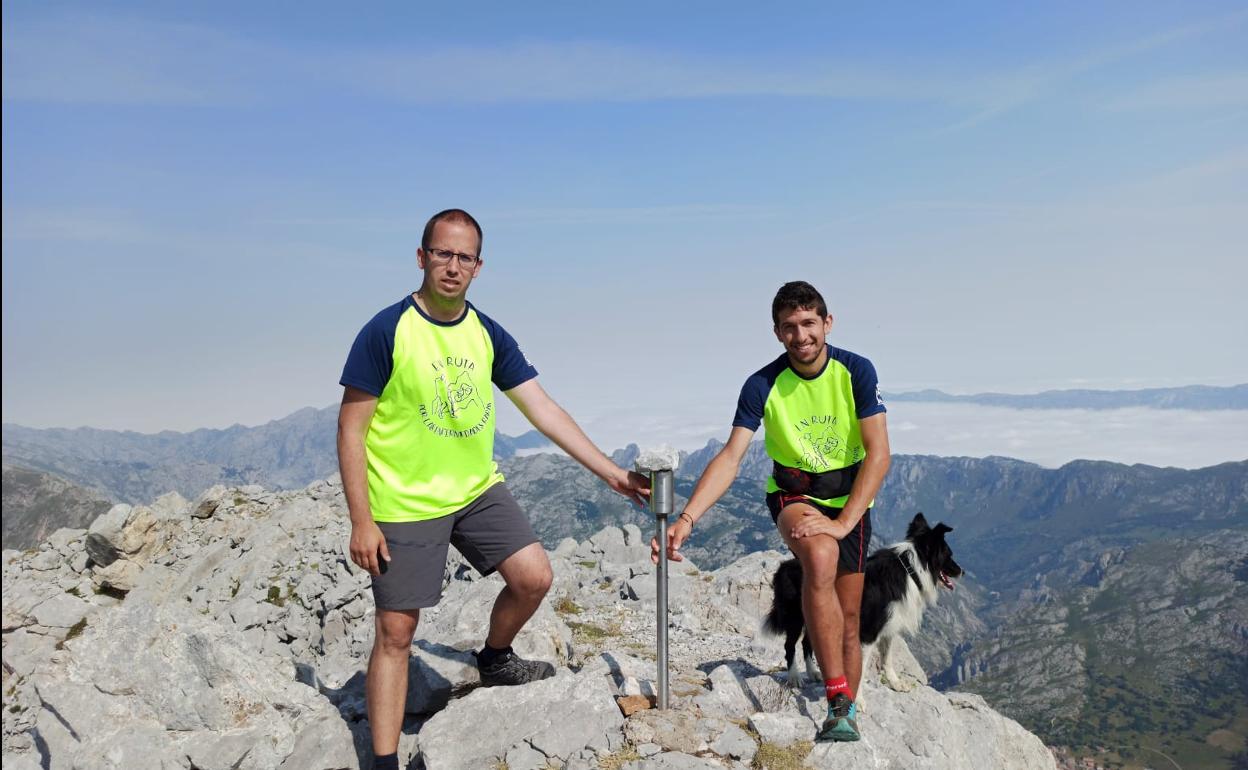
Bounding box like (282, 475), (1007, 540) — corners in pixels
(940, 572), (955, 590)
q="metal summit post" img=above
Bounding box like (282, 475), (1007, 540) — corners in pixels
(635, 446), (678, 710)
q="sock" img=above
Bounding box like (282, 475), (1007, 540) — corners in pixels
(477, 643), (512, 667)
(825, 676), (852, 703)
(373, 753), (399, 770)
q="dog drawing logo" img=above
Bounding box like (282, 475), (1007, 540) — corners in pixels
(800, 424), (842, 471)
(432, 370), (483, 421)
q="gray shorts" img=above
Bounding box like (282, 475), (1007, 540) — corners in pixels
(371, 483), (538, 611)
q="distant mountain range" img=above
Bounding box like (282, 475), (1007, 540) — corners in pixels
(886, 383), (1248, 410)
(4, 398), (1247, 766)
(1, 405), (550, 504)
(502, 442), (1248, 770)
(1, 465), (112, 550)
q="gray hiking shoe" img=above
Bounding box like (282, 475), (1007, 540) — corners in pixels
(476, 650), (555, 687)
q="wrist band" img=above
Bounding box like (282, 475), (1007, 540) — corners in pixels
(680, 512), (695, 526)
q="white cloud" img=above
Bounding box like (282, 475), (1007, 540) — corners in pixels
(943, 10), (1248, 130)
(859, 404), (1247, 470)
(1107, 72), (1248, 112)
(1, 14), (268, 105)
(1, 207), (159, 243)
(531, 403), (1248, 470)
(6, 7), (1244, 128)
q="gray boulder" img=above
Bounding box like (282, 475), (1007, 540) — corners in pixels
(418, 670), (623, 769)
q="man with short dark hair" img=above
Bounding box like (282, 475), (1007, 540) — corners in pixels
(338, 208), (649, 770)
(653, 280), (890, 743)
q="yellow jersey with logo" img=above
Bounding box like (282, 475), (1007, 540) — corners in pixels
(340, 296), (537, 521)
(733, 345), (886, 507)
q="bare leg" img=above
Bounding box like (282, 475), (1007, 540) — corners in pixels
(367, 609), (419, 756)
(485, 542), (553, 649)
(777, 504), (844, 685)
(835, 570), (865, 699)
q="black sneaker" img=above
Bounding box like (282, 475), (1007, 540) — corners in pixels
(476, 650), (555, 687)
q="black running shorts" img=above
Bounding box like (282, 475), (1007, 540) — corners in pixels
(766, 491), (872, 573)
(370, 482), (539, 610)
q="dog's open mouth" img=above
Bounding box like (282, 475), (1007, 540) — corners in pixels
(939, 571), (956, 590)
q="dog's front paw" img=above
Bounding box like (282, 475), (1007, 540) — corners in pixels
(884, 673), (917, 693)
(786, 671), (803, 689)
(804, 660), (822, 684)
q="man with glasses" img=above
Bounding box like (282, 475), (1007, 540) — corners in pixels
(338, 208), (649, 770)
(653, 280), (890, 744)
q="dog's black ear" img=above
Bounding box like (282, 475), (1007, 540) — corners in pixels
(934, 523), (953, 535)
(907, 513), (930, 538)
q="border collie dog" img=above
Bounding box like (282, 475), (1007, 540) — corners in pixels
(763, 513), (963, 694)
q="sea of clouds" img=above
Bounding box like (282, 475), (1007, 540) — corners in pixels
(504, 403), (1248, 470)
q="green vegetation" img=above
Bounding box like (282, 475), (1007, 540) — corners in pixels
(752, 740), (812, 770)
(553, 596), (582, 615)
(56, 618), (88, 650)
(567, 619), (621, 645)
(597, 744), (641, 769)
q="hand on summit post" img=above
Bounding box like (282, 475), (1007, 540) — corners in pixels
(349, 520), (392, 577)
(607, 468), (651, 508)
(650, 514), (692, 564)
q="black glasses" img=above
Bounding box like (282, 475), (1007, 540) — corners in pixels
(426, 248), (480, 268)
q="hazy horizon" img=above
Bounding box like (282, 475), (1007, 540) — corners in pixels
(4, 2), (1246, 442)
(6, 391), (1246, 472)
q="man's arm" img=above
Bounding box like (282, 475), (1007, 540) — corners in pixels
(791, 412), (891, 540)
(337, 386), (389, 576)
(651, 425), (756, 562)
(504, 379), (649, 506)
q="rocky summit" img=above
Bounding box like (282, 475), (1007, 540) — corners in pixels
(2, 478), (1055, 770)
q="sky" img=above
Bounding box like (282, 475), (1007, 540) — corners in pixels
(3, 2), (1247, 463)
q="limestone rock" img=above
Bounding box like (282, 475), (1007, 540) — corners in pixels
(418, 671), (623, 769)
(748, 712), (814, 747)
(691, 664), (755, 719)
(420, 573), (571, 664)
(617, 694), (655, 716)
(30, 593), (92, 629)
(1, 477), (1056, 770)
(623, 753), (726, 769)
(91, 558), (143, 592)
(192, 485), (228, 519)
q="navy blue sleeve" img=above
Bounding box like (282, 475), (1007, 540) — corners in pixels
(733, 357), (786, 430)
(339, 300), (404, 397)
(733, 374), (768, 431)
(475, 308), (539, 391)
(846, 352), (886, 420)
